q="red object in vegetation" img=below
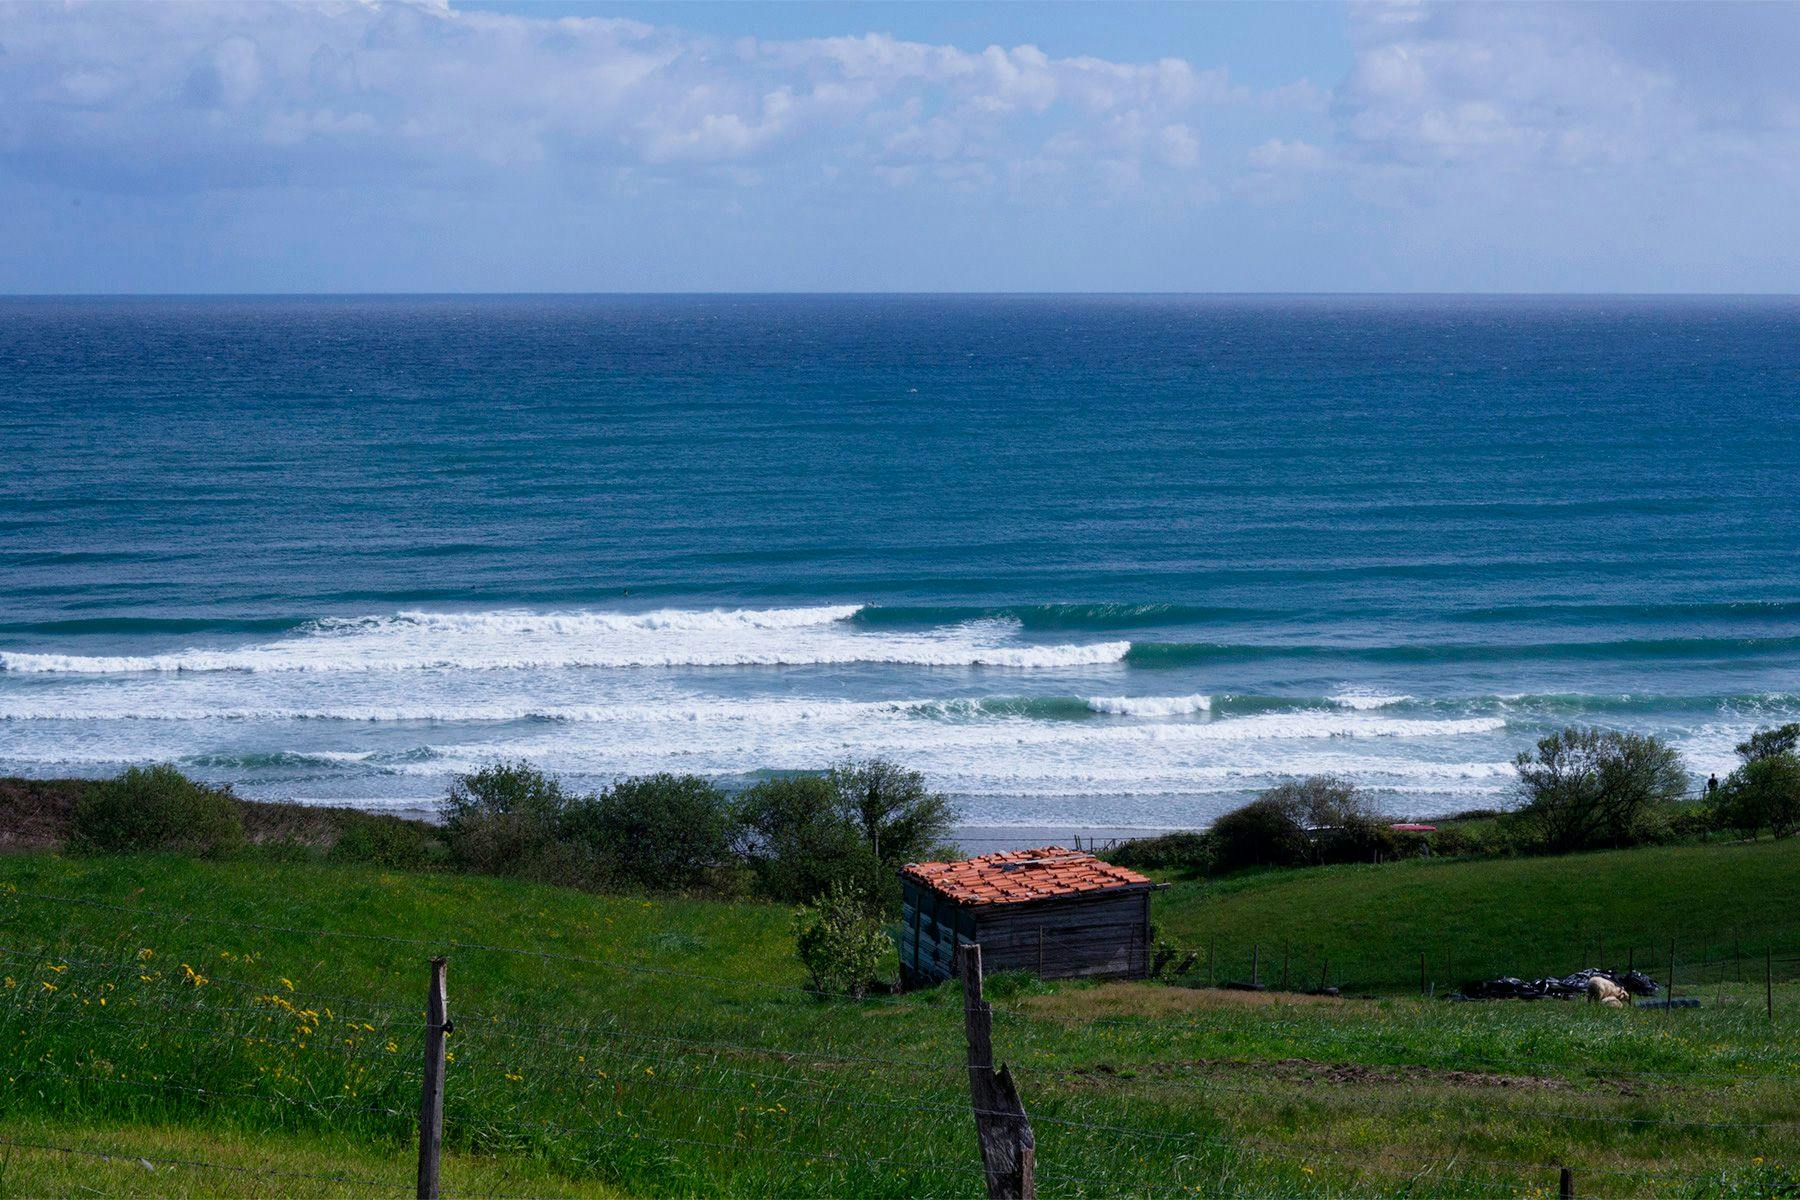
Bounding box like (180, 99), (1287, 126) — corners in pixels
(1389, 823), (1437, 833)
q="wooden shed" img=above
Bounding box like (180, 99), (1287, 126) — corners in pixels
(897, 847), (1155, 988)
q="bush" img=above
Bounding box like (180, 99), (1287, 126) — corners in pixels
(1106, 831), (1215, 873)
(442, 760), (579, 879)
(1512, 727), (1689, 853)
(735, 776), (884, 905)
(1210, 777), (1380, 873)
(1210, 794), (1311, 871)
(792, 882), (891, 999)
(330, 810), (435, 870)
(563, 774), (739, 893)
(1716, 732), (1800, 839)
(1426, 826), (1479, 858)
(71, 765), (244, 857)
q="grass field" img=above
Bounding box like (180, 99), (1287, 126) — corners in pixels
(1149, 837), (1800, 995)
(0, 847), (1797, 1197)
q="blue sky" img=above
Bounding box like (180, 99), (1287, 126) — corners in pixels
(1, 1), (1796, 293)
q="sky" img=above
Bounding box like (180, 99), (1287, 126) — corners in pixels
(1, 0), (1797, 293)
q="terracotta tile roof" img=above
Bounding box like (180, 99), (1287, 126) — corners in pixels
(901, 847), (1152, 906)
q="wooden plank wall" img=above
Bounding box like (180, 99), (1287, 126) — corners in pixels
(899, 880), (975, 986)
(974, 890), (1150, 980)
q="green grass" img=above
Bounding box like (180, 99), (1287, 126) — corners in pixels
(0, 849), (1797, 1197)
(0, 1115), (624, 1198)
(1150, 837), (1800, 994)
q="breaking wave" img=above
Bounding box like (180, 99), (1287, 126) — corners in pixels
(0, 605), (1131, 674)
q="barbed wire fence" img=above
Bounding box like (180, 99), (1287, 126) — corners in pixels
(0, 888), (1795, 1198)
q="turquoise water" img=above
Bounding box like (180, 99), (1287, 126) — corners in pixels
(3, 294), (1799, 827)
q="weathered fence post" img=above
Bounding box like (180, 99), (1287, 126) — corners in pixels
(1251, 943), (1260, 988)
(959, 944), (1035, 1200)
(1768, 948), (1775, 1022)
(1281, 943), (1290, 992)
(1420, 951), (1428, 997)
(1559, 1165), (1575, 1200)
(417, 956), (450, 1200)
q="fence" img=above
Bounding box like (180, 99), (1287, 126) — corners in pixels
(1, 885), (1796, 1198)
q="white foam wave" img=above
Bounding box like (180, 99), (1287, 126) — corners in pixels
(1085, 693), (1212, 717)
(319, 606), (864, 634)
(0, 605), (1130, 674)
(1331, 690), (1413, 710)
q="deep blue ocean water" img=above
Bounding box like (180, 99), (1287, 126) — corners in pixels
(4, 294), (1799, 829)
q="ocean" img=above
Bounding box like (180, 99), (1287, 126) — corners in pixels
(4, 294), (1799, 833)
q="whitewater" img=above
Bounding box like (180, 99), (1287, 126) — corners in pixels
(0, 600), (1786, 826)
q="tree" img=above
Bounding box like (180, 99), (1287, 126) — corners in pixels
(826, 757), (957, 868)
(1717, 724), (1800, 839)
(1737, 723), (1800, 763)
(1512, 728), (1689, 853)
(1716, 755), (1800, 839)
(735, 775), (883, 904)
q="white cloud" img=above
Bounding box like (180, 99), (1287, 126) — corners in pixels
(0, 0), (1265, 199)
(1332, 2), (1799, 173)
(1248, 138), (1326, 171)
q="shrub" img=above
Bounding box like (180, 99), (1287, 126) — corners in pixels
(442, 760), (578, 879)
(735, 776), (884, 904)
(71, 765), (244, 857)
(827, 758), (958, 869)
(1106, 831), (1215, 873)
(1512, 727), (1689, 853)
(1210, 777), (1380, 873)
(1716, 745), (1800, 840)
(792, 882), (891, 999)
(330, 810), (435, 870)
(1210, 794), (1311, 871)
(563, 774), (739, 892)
(1427, 826), (1492, 858)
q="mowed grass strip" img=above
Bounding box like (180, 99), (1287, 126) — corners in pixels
(1148, 836), (1800, 995)
(0, 850), (1796, 1197)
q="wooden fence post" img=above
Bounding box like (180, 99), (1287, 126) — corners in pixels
(1768, 948), (1775, 1022)
(960, 944), (1035, 1200)
(1420, 951), (1428, 997)
(417, 956), (450, 1200)
(1559, 1165), (1574, 1200)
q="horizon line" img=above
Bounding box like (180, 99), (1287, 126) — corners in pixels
(4, 290), (1800, 300)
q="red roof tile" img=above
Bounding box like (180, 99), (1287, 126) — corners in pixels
(901, 847), (1152, 906)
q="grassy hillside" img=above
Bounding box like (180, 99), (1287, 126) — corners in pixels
(0, 848), (1796, 1197)
(1150, 837), (1800, 994)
